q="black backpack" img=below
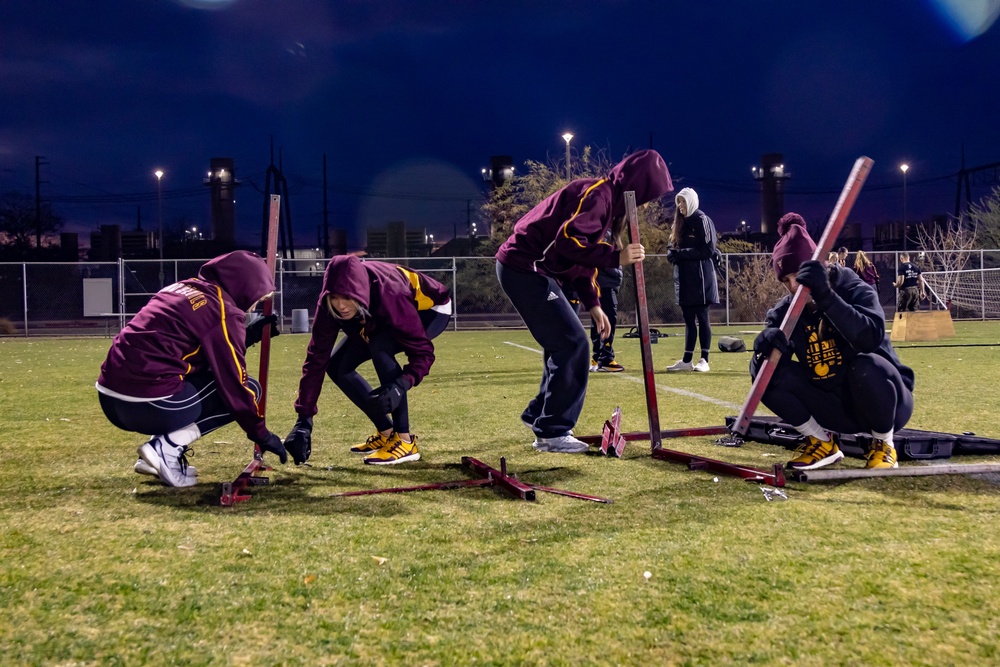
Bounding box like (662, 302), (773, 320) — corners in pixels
(718, 336), (746, 353)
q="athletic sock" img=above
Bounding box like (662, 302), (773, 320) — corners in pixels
(871, 428), (895, 448)
(794, 417), (831, 443)
(164, 423), (201, 448)
(682, 350), (694, 363)
(700, 349), (710, 362)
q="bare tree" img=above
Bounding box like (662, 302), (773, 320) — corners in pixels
(916, 219), (978, 307)
(964, 184), (1000, 250)
(0, 191), (63, 255)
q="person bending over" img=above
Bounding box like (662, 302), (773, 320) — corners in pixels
(284, 255), (452, 466)
(496, 149), (673, 453)
(97, 251), (287, 487)
(750, 213), (915, 471)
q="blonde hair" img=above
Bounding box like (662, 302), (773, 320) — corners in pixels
(827, 251), (840, 265)
(853, 250), (873, 272)
(325, 294), (366, 320)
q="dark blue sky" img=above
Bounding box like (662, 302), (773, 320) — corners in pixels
(2, 0), (999, 250)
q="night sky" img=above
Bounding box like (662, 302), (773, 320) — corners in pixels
(2, 0), (999, 251)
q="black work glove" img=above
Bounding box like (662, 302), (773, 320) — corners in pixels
(254, 431), (288, 464)
(666, 248), (678, 265)
(795, 260), (833, 306)
(283, 416), (313, 465)
(753, 327), (790, 359)
(368, 377), (410, 414)
(245, 313), (280, 348)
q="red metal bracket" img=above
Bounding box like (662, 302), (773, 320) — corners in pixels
(599, 406), (626, 457)
(327, 456), (613, 504)
(219, 446), (272, 507)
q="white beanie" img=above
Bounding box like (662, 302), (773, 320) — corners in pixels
(675, 187), (699, 216)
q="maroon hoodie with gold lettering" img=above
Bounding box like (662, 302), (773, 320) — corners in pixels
(97, 250), (275, 441)
(293, 255), (451, 418)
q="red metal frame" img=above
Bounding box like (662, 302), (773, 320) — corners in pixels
(328, 456), (614, 504)
(731, 157), (873, 435)
(220, 194), (281, 507)
(623, 191), (662, 451)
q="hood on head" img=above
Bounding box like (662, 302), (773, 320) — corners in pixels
(608, 149), (674, 217)
(772, 212), (817, 280)
(197, 250), (274, 311)
(321, 255), (371, 308)
(675, 187), (699, 216)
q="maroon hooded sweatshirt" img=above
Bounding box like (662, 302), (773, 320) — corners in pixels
(97, 250), (275, 442)
(495, 149), (673, 310)
(293, 256), (451, 417)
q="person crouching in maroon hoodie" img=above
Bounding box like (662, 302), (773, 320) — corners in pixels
(495, 149), (673, 453)
(96, 251), (287, 488)
(283, 255), (452, 466)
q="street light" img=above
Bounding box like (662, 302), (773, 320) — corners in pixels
(154, 169), (164, 287)
(900, 163), (909, 250)
(562, 132), (573, 181)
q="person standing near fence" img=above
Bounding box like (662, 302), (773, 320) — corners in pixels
(853, 250), (880, 291)
(590, 254), (625, 373)
(496, 149), (673, 453)
(750, 213), (914, 471)
(665, 187), (719, 372)
(283, 255), (452, 466)
(96, 251), (287, 487)
(894, 252), (926, 312)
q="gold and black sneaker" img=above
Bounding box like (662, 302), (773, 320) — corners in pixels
(786, 434), (844, 470)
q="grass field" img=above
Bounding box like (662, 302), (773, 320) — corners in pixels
(2, 322), (1000, 666)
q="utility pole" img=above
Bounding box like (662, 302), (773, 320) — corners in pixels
(34, 156), (48, 254)
(322, 153), (330, 258)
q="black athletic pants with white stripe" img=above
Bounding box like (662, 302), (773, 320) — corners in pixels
(751, 352), (913, 435)
(99, 372), (261, 438)
(496, 261), (589, 438)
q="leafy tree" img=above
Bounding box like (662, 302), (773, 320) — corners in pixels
(479, 146), (673, 256)
(0, 191), (63, 256)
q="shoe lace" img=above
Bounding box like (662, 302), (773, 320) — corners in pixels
(793, 437), (827, 458)
(366, 434), (382, 447)
(177, 447), (192, 475)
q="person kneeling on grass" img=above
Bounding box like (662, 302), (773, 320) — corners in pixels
(283, 255), (452, 466)
(495, 149), (673, 454)
(96, 251), (288, 488)
(750, 213), (915, 471)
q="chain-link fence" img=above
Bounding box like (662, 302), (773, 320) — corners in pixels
(2, 250), (1000, 336)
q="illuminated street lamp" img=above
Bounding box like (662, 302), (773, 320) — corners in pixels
(562, 132), (573, 181)
(155, 169), (164, 287)
(900, 163), (909, 249)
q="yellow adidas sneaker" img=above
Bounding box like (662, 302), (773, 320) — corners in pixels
(786, 434), (844, 470)
(363, 435), (420, 465)
(350, 431), (394, 454)
(865, 439), (898, 469)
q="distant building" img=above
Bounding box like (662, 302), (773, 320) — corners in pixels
(204, 157), (239, 248)
(365, 221), (433, 258)
(752, 154), (791, 235)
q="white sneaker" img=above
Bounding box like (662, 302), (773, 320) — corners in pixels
(666, 359), (694, 371)
(138, 437), (196, 488)
(134, 457), (197, 482)
(532, 434), (590, 454)
(693, 359), (710, 372)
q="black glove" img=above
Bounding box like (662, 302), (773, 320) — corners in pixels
(245, 313), (280, 348)
(254, 431), (288, 464)
(795, 260), (832, 305)
(368, 377), (410, 414)
(666, 248), (678, 265)
(753, 327), (789, 359)
(283, 416), (313, 465)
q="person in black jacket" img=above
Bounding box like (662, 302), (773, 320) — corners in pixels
(750, 213), (915, 471)
(590, 260), (625, 372)
(665, 187), (719, 372)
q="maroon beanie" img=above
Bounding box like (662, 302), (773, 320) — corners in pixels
(772, 213), (817, 280)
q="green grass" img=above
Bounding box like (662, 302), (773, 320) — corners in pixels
(2, 323), (1000, 665)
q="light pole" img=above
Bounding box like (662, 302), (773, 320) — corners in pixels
(562, 132), (573, 181)
(155, 169), (164, 287)
(900, 163), (909, 250)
